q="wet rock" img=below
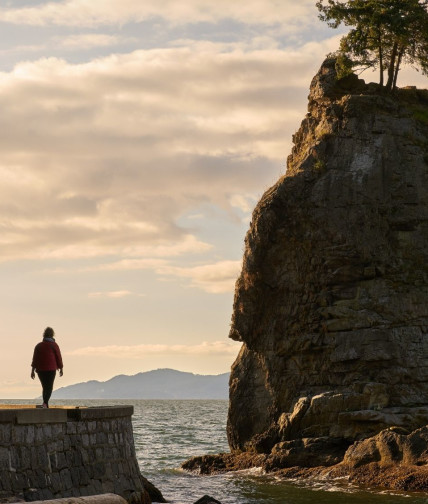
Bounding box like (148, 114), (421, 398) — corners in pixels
(193, 496), (222, 504)
(265, 437), (350, 470)
(182, 452), (266, 475)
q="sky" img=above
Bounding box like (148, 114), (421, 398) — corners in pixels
(0, 0), (426, 399)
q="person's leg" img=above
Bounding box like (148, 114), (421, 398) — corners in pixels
(37, 370), (56, 407)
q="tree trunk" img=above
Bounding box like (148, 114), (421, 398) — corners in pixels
(386, 41), (399, 91)
(379, 43), (384, 87)
(393, 49), (404, 91)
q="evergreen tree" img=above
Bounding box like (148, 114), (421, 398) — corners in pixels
(316, 0), (428, 91)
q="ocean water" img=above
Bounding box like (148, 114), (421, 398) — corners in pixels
(5, 399), (428, 504)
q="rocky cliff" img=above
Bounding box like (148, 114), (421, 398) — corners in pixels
(227, 59), (428, 464)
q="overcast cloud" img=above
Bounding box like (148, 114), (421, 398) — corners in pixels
(0, 37), (339, 269)
(0, 0), (316, 27)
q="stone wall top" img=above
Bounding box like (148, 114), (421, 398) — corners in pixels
(0, 405), (134, 424)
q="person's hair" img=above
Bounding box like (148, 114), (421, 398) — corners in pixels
(43, 327), (55, 339)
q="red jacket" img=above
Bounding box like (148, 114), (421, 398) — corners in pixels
(31, 339), (63, 371)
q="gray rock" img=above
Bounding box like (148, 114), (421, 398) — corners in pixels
(227, 59), (428, 456)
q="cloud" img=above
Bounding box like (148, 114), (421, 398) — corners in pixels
(88, 290), (144, 298)
(66, 340), (241, 358)
(58, 34), (134, 50)
(229, 193), (258, 213)
(0, 37), (338, 263)
(84, 257), (241, 293)
(0, 0), (317, 28)
(158, 260), (241, 293)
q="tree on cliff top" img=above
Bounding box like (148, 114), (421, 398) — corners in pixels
(316, 0), (428, 91)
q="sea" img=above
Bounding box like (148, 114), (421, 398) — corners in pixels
(5, 398), (428, 504)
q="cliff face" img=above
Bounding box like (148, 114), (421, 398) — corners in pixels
(228, 59), (428, 456)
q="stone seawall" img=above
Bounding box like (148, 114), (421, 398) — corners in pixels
(0, 406), (162, 503)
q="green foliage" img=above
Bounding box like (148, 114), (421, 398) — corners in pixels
(327, 51), (354, 78)
(317, 0), (428, 91)
(313, 159), (327, 173)
(411, 105), (428, 126)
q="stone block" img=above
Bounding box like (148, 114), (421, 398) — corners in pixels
(36, 446), (50, 471)
(93, 462), (106, 480)
(66, 422), (77, 435)
(11, 471), (30, 492)
(102, 421), (111, 432)
(56, 452), (67, 471)
(88, 421), (97, 433)
(77, 422), (88, 434)
(0, 447), (10, 470)
(9, 448), (18, 472)
(59, 468), (73, 490)
(67, 406), (133, 422)
(103, 447), (113, 461)
(12, 426), (25, 445)
(35, 427), (45, 444)
(101, 480), (115, 493)
(47, 440), (64, 453)
(92, 479), (103, 494)
(84, 483), (97, 496)
(26, 469), (39, 488)
(78, 467), (90, 486)
(49, 472), (62, 494)
(0, 423), (12, 443)
(16, 409), (67, 425)
(48, 453), (57, 471)
(35, 468), (47, 488)
(80, 448), (90, 465)
(0, 410), (17, 423)
(42, 425), (53, 440)
(70, 466), (80, 487)
(0, 470), (12, 490)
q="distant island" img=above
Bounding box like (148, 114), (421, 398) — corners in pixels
(51, 368), (230, 399)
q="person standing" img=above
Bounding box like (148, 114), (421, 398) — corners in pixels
(31, 327), (63, 408)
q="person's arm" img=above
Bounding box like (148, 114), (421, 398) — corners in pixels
(31, 345), (38, 379)
(54, 343), (64, 375)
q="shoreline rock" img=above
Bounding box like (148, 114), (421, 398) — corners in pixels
(182, 426), (428, 492)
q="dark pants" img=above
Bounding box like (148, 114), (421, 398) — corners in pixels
(37, 370), (56, 406)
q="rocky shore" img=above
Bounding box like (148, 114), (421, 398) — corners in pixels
(183, 425), (428, 492)
(184, 58), (428, 495)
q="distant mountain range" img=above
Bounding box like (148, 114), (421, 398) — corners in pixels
(51, 369), (230, 399)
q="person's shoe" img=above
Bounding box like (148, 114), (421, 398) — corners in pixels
(42, 403), (48, 408)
